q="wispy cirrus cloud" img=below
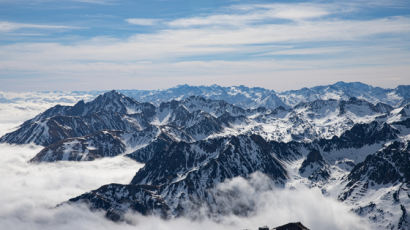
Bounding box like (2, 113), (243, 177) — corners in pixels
(126, 18), (161, 26)
(258, 47), (347, 56)
(0, 0), (115, 4)
(2, 15), (406, 62)
(0, 21), (80, 32)
(0, 1), (409, 90)
(72, 0), (115, 4)
(168, 4), (331, 27)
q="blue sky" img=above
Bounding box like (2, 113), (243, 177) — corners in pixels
(0, 0), (409, 91)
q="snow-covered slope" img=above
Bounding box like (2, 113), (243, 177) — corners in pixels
(339, 141), (410, 230)
(229, 97), (393, 142)
(278, 81), (408, 108)
(118, 82), (410, 109)
(120, 84), (287, 110)
(30, 130), (126, 162)
(3, 90), (404, 161)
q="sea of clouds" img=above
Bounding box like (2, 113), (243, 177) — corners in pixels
(0, 94), (371, 230)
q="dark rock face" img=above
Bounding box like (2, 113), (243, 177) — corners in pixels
(180, 95), (247, 117)
(395, 85), (410, 100)
(397, 104), (410, 117)
(315, 121), (399, 152)
(126, 132), (176, 163)
(70, 134), (288, 218)
(339, 141), (410, 202)
(398, 204), (409, 230)
(303, 149), (324, 163)
(272, 222), (310, 230)
(131, 135), (287, 186)
(258, 227), (270, 230)
(30, 130), (126, 162)
(339, 97), (393, 115)
(269, 141), (304, 161)
(68, 184), (169, 221)
(349, 141), (409, 185)
(299, 149), (330, 181)
(393, 118), (410, 128)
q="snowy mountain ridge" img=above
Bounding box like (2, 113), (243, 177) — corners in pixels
(1, 82), (409, 110)
(1, 83), (409, 229)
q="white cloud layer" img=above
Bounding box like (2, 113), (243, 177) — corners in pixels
(0, 143), (144, 230)
(0, 91), (96, 135)
(0, 142), (370, 230)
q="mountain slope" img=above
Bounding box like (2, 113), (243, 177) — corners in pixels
(30, 130), (126, 162)
(70, 134), (288, 218)
(338, 141), (410, 230)
(0, 92), (260, 161)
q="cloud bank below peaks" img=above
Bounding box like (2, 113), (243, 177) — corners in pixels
(0, 143), (370, 230)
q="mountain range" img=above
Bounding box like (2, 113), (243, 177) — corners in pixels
(1, 82), (409, 229)
(1, 81), (409, 109)
(117, 82), (410, 109)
